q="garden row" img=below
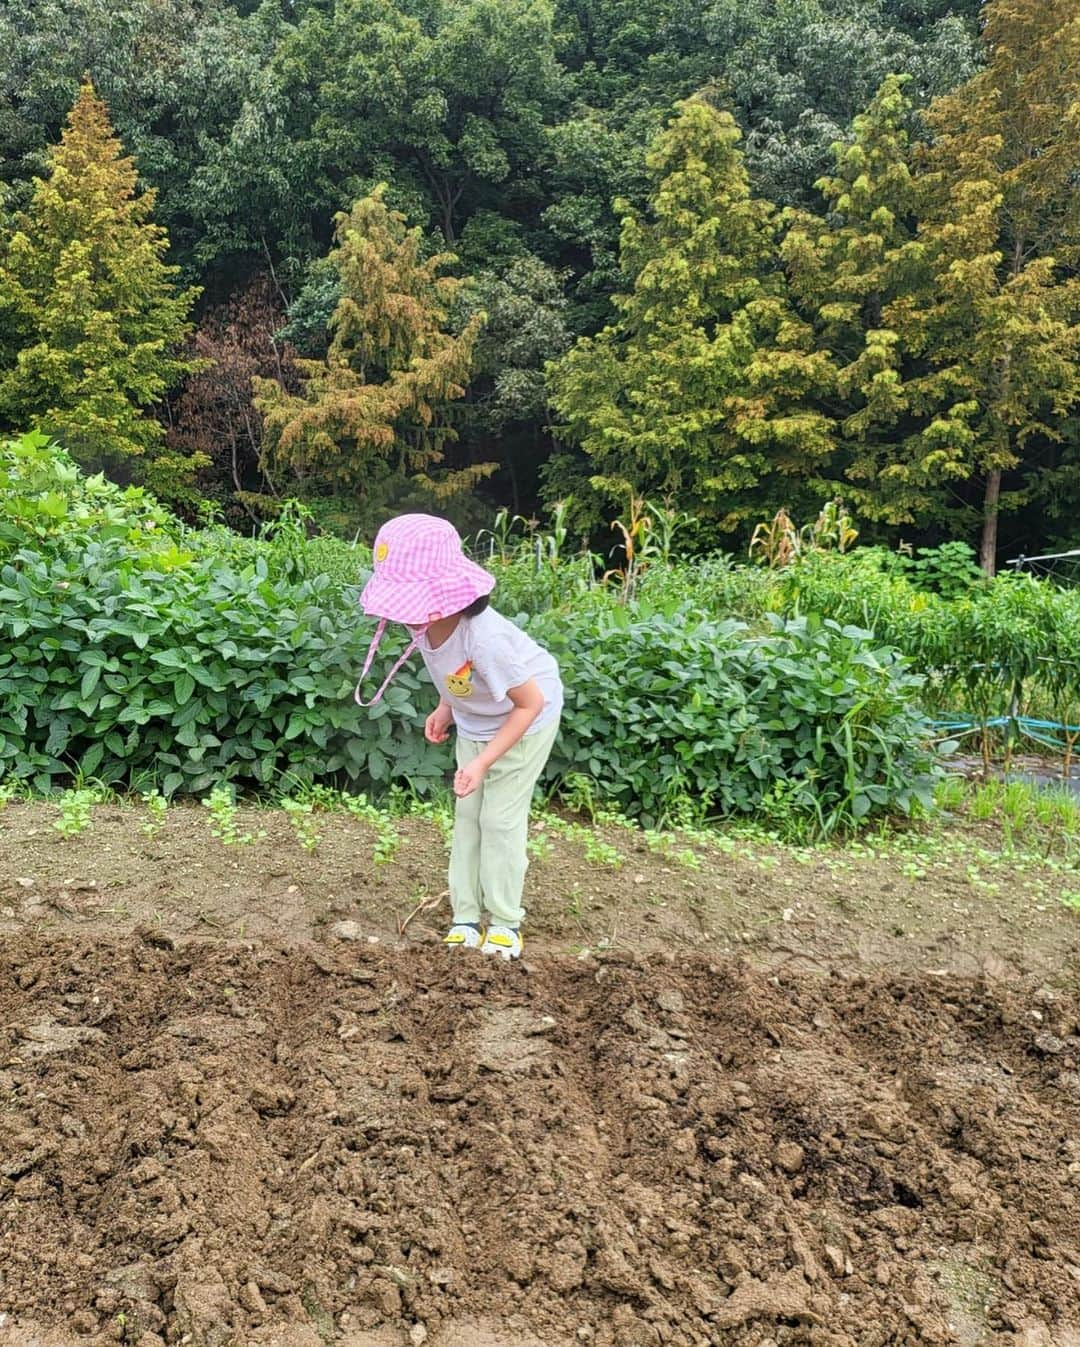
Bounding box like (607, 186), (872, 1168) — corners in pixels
(0, 434), (938, 832)
(481, 520), (1080, 768)
(4, 433), (1080, 830)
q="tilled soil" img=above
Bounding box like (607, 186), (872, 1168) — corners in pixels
(2, 936), (1079, 1347)
(4, 801), (1080, 982)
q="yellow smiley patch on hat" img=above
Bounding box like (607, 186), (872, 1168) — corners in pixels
(446, 661), (474, 697)
(375, 542), (389, 562)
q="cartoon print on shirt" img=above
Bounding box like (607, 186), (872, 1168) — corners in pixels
(445, 661), (474, 697)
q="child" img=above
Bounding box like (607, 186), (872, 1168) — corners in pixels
(355, 513), (562, 960)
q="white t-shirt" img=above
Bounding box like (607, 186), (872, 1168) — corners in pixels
(417, 607), (562, 742)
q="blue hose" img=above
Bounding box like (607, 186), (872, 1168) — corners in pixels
(930, 713), (1080, 748)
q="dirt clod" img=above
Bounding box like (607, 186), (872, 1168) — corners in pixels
(329, 921), (365, 942)
(1034, 1030), (1066, 1055)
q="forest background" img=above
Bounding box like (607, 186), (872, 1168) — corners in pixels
(0, 0), (1077, 573)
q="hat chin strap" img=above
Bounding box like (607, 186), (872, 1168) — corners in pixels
(354, 618), (427, 707)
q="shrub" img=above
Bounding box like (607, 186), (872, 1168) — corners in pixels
(533, 602), (940, 832)
(0, 533), (940, 832)
(783, 551), (1080, 703)
(635, 553), (783, 623)
(779, 550), (1080, 768)
(482, 550), (598, 618)
(847, 542), (985, 599)
(0, 538), (440, 796)
(0, 430), (177, 561)
(183, 506), (371, 587)
(898, 541), (984, 599)
(0, 443), (950, 827)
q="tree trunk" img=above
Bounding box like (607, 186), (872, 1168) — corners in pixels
(978, 245), (1025, 580)
(508, 449), (520, 516)
(979, 468), (1001, 576)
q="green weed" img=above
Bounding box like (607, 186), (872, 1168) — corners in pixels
(560, 772), (603, 821)
(527, 830), (555, 861)
(286, 782), (403, 864)
(52, 787), (97, 838)
(202, 782), (264, 846)
(540, 813), (623, 868)
(139, 788), (168, 838)
(340, 794), (401, 865)
(391, 785), (454, 849)
(282, 797), (320, 852)
(582, 832), (622, 867)
(565, 885), (585, 919)
(643, 830), (703, 869)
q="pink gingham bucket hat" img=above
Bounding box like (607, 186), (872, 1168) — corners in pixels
(354, 514), (495, 706)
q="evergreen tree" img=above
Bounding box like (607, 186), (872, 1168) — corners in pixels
(911, 0), (1080, 571)
(547, 97), (834, 532)
(0, 79), (202, 497)
(253, 187), (486, 502)
(785, 20), (1079, 570)
(781, 75), (930, 525)
(886, 130), (1079, 572)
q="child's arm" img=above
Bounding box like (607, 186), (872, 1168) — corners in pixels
(425, 699), (454, 744)
(453, 679), (544, 797)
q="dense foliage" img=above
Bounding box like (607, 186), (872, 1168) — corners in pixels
(0, 0), (982, 288)
(547, 96), (836, 533)
(782, 551), (1080, 759)
(550, 29), (1080, 562)
(0, 1), (1074, 852)
(535, 603), (938, 829)
(0, 434), (946, 832)
(7, 0), (1074, 568)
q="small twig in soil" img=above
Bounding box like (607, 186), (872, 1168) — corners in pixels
(398, 889), (448, 936)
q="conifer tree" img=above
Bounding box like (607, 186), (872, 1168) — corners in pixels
(908, 0), (1080, 572)
(548, 97), (834, 531)
(254, 187), (486, 500)
(784, 8), (1079, 571)
(0, 79), (202, 496)
(884, 136), (1079, 573)
(781, 76), (925, 522)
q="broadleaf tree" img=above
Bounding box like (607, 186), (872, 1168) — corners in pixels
(167, 274), (301, 523)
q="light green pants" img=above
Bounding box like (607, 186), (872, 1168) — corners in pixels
(449, 719), (559, 929)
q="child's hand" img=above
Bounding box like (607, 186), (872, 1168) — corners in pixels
(425, 704), (453, 744)
(454, 759), (489, 798)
